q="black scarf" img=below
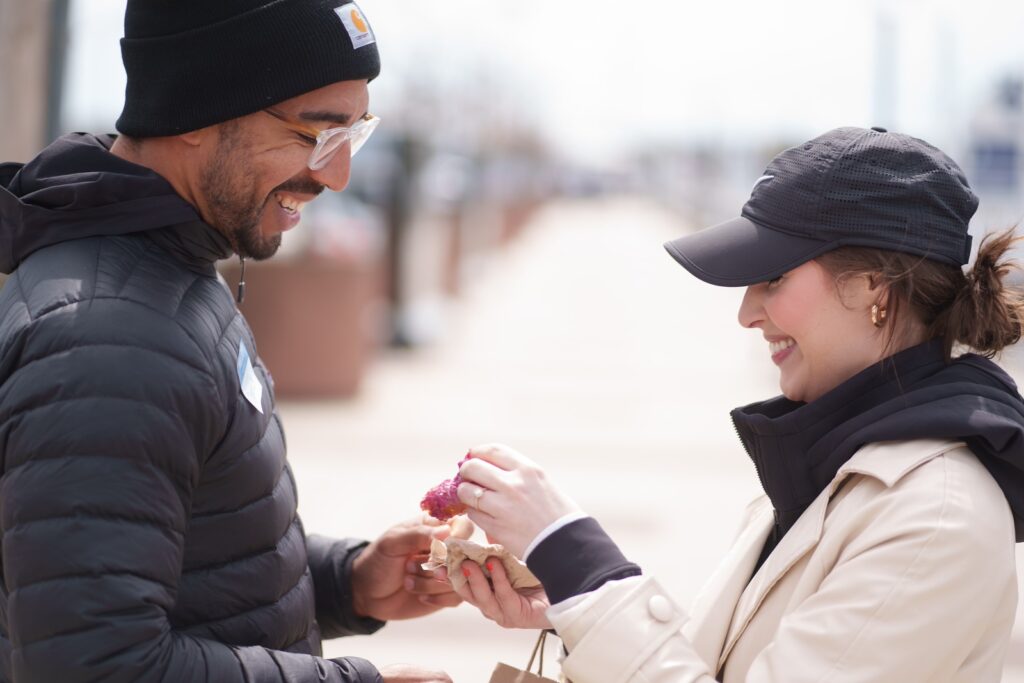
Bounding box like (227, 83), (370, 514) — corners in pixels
(732, 339), (1024, 558)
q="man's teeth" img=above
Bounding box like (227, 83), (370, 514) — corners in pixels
(275, 194), (306, 214)
(769, 338), (795, 355)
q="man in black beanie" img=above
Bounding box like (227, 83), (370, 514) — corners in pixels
(0, 2), (457, 682)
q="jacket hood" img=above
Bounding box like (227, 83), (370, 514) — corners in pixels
(0, 133), (205, 274)
(733, 339), (1024, 543)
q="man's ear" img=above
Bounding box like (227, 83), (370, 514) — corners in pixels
(178, 124), (219, 148)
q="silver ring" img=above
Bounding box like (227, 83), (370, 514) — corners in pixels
(472, 487), (485, 509)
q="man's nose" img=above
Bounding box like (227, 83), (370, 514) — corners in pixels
(309, 147), (352, 192)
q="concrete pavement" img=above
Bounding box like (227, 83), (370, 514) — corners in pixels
(282, 197), (1024, 681)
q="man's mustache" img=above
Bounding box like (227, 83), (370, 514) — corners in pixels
(273, 179), (325, 197)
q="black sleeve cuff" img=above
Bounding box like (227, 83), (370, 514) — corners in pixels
(525, 517), (642, 604)
(306, 535), (386, 639)
(330, 656), (384, 683)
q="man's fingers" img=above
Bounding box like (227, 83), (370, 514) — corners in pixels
(419, 592), (462, 608)
(405, 574), (457, 595)
(380, 524), (437, 556)
(419, 512), (445, 527)
(449, 515), (474, 539)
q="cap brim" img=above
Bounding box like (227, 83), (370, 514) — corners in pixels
(663, 216), (836, 287)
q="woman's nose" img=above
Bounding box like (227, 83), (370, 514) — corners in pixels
(738, 285), (765, 329)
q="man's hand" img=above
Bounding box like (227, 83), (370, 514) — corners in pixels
(351, 513), (471, 621)
(378, 664), (453, 682)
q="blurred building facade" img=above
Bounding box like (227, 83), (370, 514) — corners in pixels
(969, 75), (1024, 234)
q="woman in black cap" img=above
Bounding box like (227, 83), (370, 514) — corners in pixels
(445, 127), (1024, 682)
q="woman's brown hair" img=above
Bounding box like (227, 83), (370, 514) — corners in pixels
(817, 228), (1024, 361)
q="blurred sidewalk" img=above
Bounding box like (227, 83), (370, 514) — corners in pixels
(282, 197), (1024, 681)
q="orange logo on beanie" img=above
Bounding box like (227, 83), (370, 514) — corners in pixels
(350, 9), (367, 33)
(334, 2), (375, 49)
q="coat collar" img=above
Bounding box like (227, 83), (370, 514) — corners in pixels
(147, 219), (234, 276)
(734, 340), (1024, 545)
(708, 438), (963, 671)
(731, 340), (949, 537)
(0, 132), (235, 274)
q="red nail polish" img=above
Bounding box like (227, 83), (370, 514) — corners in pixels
(486, 561), (494, 572)
(461, 566), (471, 578)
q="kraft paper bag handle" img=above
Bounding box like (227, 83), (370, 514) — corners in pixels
(526, 630), (547, 676)
(489, 630), (560, 683)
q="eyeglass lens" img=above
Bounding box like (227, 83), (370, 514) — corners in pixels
(309, 117), (379, 169)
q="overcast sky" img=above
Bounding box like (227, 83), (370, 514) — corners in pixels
(65, 0), (1024, 164)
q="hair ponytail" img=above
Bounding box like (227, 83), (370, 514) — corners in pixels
(933, 229), (1024, 358)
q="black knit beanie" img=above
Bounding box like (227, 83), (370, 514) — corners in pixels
(116, 0), (381, 137)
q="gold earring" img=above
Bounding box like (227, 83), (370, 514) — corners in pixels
(871, 303), (887, 328)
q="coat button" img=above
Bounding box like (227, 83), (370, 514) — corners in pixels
(647, 595), (674, 623)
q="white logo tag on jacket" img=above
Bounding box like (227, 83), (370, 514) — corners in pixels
(236, 340), (264, 414)
(335, 3), (376, 49)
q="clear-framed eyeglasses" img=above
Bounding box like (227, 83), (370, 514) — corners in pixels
(263, 108), (380, 170)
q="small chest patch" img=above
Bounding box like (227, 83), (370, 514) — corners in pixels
(237, 340), (264, 414)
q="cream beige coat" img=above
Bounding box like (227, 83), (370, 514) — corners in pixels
(548, 439), (1018, 682)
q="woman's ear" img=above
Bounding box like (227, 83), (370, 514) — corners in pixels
(837, 272), (883, 310)
(867, 275), (888, 309)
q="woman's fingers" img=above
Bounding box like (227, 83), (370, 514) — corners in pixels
(464, 507), (498, 532)
(456, 480), (503, 513)
(486, 557), (521, 607)
(457, 457), (507, 491)
(466, 443), (530, 470)
(461, 561), (504, 621)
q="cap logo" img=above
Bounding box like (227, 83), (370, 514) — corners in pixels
(335, 3), (376, 49)
(752, 175), (775, 190)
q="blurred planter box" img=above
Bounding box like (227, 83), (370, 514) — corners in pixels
(222, 256), (383, 399)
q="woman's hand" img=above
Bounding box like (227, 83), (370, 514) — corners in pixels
(438, 557), (552, 629)
(456, 443), (582, 558)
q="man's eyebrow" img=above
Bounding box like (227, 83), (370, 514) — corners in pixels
(298, 110), (355, 125)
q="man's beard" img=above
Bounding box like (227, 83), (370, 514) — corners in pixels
(200, 123), (324, 260)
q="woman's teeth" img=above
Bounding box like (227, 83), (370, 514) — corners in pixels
(275, 194), (305, 214)
(769, 338), (795, 355)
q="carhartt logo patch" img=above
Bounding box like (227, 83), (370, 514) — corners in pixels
(335, 3), (376, 49)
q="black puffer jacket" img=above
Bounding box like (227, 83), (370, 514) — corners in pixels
(0, 134), (384, 682)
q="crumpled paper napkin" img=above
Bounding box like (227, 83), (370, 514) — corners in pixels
(422, 536), (541, 592)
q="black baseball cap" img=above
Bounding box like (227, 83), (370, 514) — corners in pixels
(664, 126), (978, 286)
